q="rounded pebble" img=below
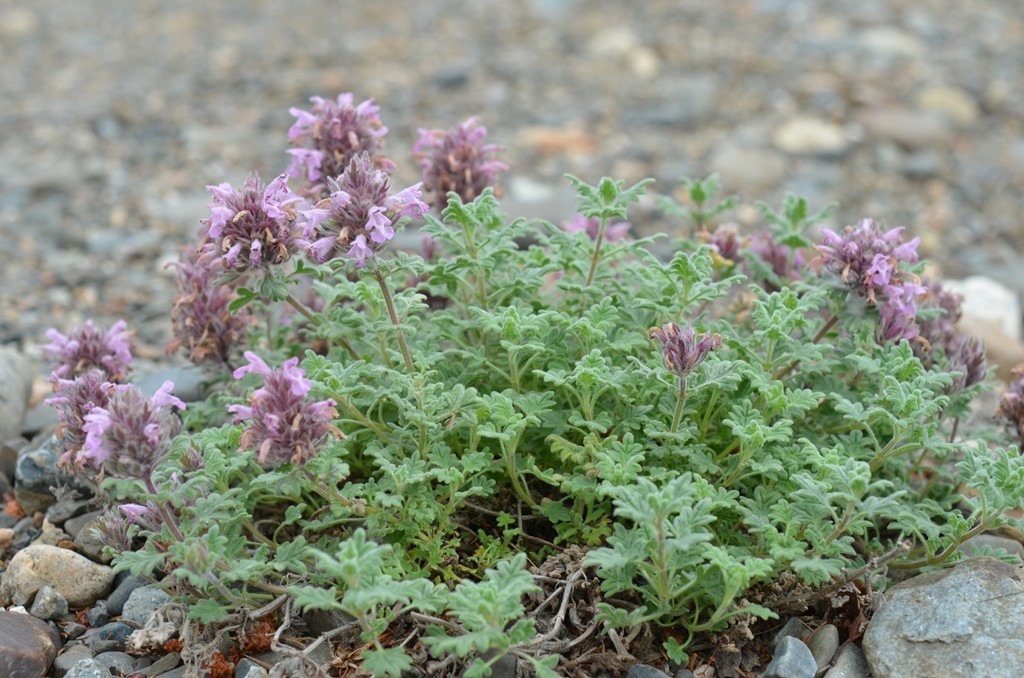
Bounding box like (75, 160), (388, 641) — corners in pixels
(1, 544), (115, 608)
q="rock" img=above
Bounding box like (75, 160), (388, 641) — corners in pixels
(107, 574), (150, 616)
(121, 586), (171, 627)
(300, 607), (356, 635)
(0, 609), (62, 677)
(770, 616), (807, 651)
(134, 365), (205, 404)
(1, 543), (115, 608)
(917, 86), (979, 127)
(902, 150), (942, 179)
(627, 665), (672, 678)
(856, 27), (925, 57)
(73, 513), (111, 563)
(64, 510), (103, 539)
(858, 108), (953, 150)
(64, 658), (109, 678)
(807, 623), (840, 670)
(862, 557), (1024, 677)
(0, 346), (35, 442)
(83, 621), (133, 653)
(62, 623), (87, 640)
(772, 117), (849, 156)
(824, 644), (870, 678)
(14, 435), (60, 515)
(52, 643), (94, 678)
(761, 636), (816, 678)
(235, 657), (270, 678)
(29, 584), (69, 621)
(143, 650), (181, 676)
(488, 653), (519, 678)
(94, 650), (138, 675)
(959, 533), (1024, 561)
(621, 75), (719, 128)
(708, 144), (787, 192)
(944, 275), (1022, 342)
(85, 601), (110, 627)
(45, 499), (93, 527)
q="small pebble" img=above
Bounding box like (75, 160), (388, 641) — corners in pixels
(29, 584), (69, 620)
(824, 643), (871, 678)
(761, 636), (817, 678)
(628, 664), (672, 678)
(807, 623), (840, 669)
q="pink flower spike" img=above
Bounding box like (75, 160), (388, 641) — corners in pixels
(280, 358), (312, 397)
(387, 183), (429, 218)
(120, 503), (150, 523)
(151, 381), (186, 410)
(233, 351), (274, 380)
(348, 234), (373, 266)
(228, 403), (254, 422)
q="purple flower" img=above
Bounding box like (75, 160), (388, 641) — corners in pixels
(998, 365), (1024, 443)
(95, 506), (135, 552)
(287, 93), (394, 195)
(46, 368), (113, 471)
(228, 351), (341, 468)
(300, 152), (428, 266)
(167, 247), (253, 369)
(42, 319), (133, 382)
(700, 224), (744, 263)
(413, 116), (507, 207)
(912, 280), (986, 390)
(815, 218), (920, 303)
(81, 381), (185, 480)
(748, 231), (805, 287)
(200, 173), (301, 272)
(562, 213), (631, 242)
(877, 284), (923, 343)
(648, 323), (722, 379)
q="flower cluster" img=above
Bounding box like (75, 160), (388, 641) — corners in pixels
(913, 281), (986, 391)
(287, 93), (393, 195)
(700, 223), (743, 264)
(47, 368), (111, 470)
(301, 152), (428, 266)
(80, 381), (185, 480)
(43, 319), (133, 382)
(413, 116), (506, 207)
(167, 247), (252, 369)
(649, 323), (722, 380)
(562, 213), (631, 242)
(815, 218), (926, 342)
(749, 231), (804, 288)
(201, 173), (302, 273)
(228, 352), (341, 467)
(998, 365), (1024, 444)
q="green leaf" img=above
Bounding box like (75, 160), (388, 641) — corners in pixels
(361, 647), (413, 678)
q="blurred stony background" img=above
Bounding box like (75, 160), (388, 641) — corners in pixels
(1, 0), (1022, 364)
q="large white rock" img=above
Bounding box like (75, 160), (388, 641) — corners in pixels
(944, 275), (1022, 342)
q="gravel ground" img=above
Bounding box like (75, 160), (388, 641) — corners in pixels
(1, 0), (1022, 358)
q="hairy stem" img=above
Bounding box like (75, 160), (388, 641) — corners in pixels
(371, 260), (416, 373)
(583, 216), (609, 289)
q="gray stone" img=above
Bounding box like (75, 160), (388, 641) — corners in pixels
(94, 650), (138, 675)
(770, 616), (808, 651)
(0, 347), (35, 443)
(863, 557), (1024, 678)
(61, 623), (87, 640)
(1, 543), (115, 608)
(917, 85), (979, 126)
(807, 623), (840, 670)
(45, 499), (93, 526)
(64, 658), (109, 678)
(121, 586), (171, 627)
(14, 436), (61, 515)
(51, 643), (94, 678)
(761, 636), (816, 678)
(73, 514), (111, 563)
(64, 509), (103, 539)
(153, 667), (187, 678)
(300, 607), (356, 635)
(944, 275), (1022, 342)
(708, 144), (787, 192)
(85, 601), (110, 627)
(772, 117), (849, 156)
(958, 533), (1024, 562)
(627, 664), (671, 678)
(858, 108), (953, 149)
(824, 644), (870, 678)
(29, 584), (69, 620)
(107, 574), (150, 616)
(143, 650), (181, 676)
(674, 670), (696, 678)
(235, 656), (270, 678)
(0, 610), (62, 678)
(134, 365), (206, 404)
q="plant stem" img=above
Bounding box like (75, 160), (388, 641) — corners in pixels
(670, 378), (688, 434)
(286, 292), (359, 360)
(583, 216), (609, 288)
(370, 259), (416, 373)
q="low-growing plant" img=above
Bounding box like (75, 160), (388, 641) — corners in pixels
(43, 92), (1024, 677)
